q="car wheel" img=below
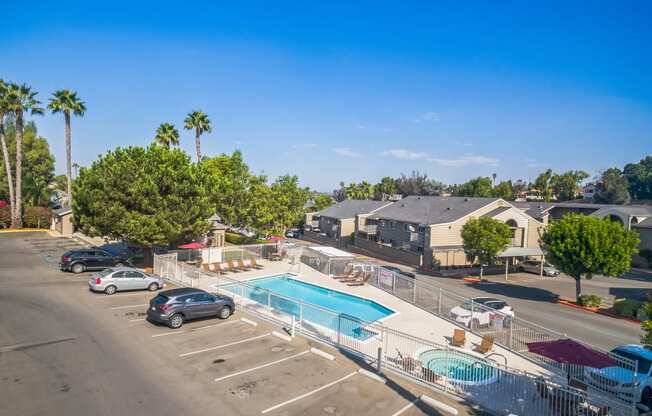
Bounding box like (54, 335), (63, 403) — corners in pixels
(147, 282), (159, 291)
(642, 387), (652, 406)
(115, 262), (125, 268)
(104, 285), (117, 295)
(168, 314), (184, 329)
(218, 306), (232, 319)
(72, 263), (85, 274)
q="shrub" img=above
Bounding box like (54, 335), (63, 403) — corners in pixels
(613, 298), (644, 318)
(23, 206), (51, 228)
(0, 206), (10, 228)
(578, 294), (602, 308)
(225, 232), (248, 245)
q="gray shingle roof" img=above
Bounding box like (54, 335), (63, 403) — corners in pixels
(315, 199), (391, 219)
(368, 196), (499, 225)
(53, 206), (72, 216)
(512, 202), (555, 220)
(481, 206), (511, 218)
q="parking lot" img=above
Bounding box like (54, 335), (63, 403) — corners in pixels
(96, 288), (465, 416)
(1, 233), (482, 416)
(22, 234), (90, 269)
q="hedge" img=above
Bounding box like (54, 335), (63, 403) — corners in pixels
(613, 298), (645, 319)
(0, 206), (51, 229)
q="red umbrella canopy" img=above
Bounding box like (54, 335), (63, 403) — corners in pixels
(527, 339), (616, 368)
(178, 242), (207, 249)
(269, 236), (284, 242)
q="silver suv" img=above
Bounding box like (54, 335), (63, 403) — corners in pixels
(88, 267), (165, 295)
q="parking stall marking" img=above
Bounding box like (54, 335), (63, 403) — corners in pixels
(178, 333), (271, 358)
(214, 350), (310, 382)
(129, 318), (147, 322)
(109, 304), (149, 310)
(390, 400), (418, 416)
(260, 372), (358, 414)
(151, 320), (241, 338)
(96, 292), (158, 298)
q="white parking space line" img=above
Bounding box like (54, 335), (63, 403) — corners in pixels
(151, 320), (240, 338)
(214, 350), (310, 382)
(128, 318), (147, 322)
(178, 333), (271, 358)
(391, 400), (418, 416)
(261, 372), (357, 414)
(109, 304), (148, 310)
(97, 292), (155, 298)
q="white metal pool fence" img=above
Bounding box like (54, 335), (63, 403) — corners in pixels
(153, 252), (634, 416)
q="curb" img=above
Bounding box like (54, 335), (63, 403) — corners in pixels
(419, 395), (459, 416)
(272, 331), (292, 342)
(357, 368), (386, 384)
(556, 298), (642, 324)
(462, 277), (480, 283)
(240, 317), (258, 327)
(310, 347), (335, 361)
(0, 228), (49, 234)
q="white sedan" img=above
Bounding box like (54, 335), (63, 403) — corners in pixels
(450, 297), (514, 328)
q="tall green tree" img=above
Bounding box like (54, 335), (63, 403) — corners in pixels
(456, 177), (493, 197)
(344, 181), (375, 199)
(73, 145), (212, 248)
(0, 120), (56, 206)
(541, 214), (639, 303)
(624, 156), (652, 201)
(0, 79), (15, 219)
(461, 217), (512, 279)
(184, 110), (212, 161)
(153, 123), (180, 148)
(395, 170), (431, 196)
(48, 90), (86, 200)
(534, 169), (554, 202)
(551, 170), (589, 201)
(593, 168), (631, 204)
(492, 180), (515, 200)
(4, 83), (44, 228)
(374, 176), (397, 200)
(311, 193), (333, 211)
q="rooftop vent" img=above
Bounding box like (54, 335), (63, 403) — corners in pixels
(464, 198), (469, 202)
(446, 207), (451, 210)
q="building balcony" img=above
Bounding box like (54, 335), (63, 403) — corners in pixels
(360, 224), (377, 234)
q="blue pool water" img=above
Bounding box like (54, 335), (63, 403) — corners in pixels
(418, 349), (498, 385)
(221, 274), (394, 339)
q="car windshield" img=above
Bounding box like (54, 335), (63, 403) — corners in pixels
(151, 295), (168, 305)
(611, 349), (652, 374)
(99, 269), (114, 277)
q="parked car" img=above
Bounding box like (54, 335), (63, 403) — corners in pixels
(518, 260), (560, 276)
(382, 265), (416, 279)
(586, 344), (652, 405)
(450, 297), (514, 328)
(286, 228), (301, 238)
(147, 288), (235, 329)
(60, 248), (131, 273)
(88, 267), (164, 295)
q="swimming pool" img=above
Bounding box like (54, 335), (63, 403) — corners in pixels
(418, 349), (498, 385)
(220, 274), (394, 339)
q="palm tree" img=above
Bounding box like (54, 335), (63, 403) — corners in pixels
(48, 90), (86, 200)
(492, 173), (497, 188)
(153, 123), (180, 148)
(24, 174), (51, 207)
(0, 79), (16, 221)
(5, 83), (44, 228)
(184, 110), (212, 161)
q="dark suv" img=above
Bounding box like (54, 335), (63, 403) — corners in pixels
(60, 249), (130, 273)
(147, 288), (235, 329)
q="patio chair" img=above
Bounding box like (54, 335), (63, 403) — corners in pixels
(210, 262), (225, 275)
(474, 335), (494, 354)
(333, 264), (354, 279)
(201, 263), (211, 273)
(451, 329), (466, 347)
(249, 257), (264, 269)
(347, 271), (373, 286)
(237, 258), (252, 271)
(340, 269), (362, 283)
(568, 378), (588, 393)
(226, 259), (242, 272)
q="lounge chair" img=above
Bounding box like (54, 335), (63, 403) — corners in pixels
(201, 263), (211, 273)
(340, 269), (362, 283)
(210, 262), (225, 275)
(333, 264), (354, 279)
(226, 259), (241, 272)
(347, 271), (372, 286)
(451, 329), (466, 347)
(249, 257), (264, 269)
(475, 335), (494, 354)
(237, 258), (252, 271)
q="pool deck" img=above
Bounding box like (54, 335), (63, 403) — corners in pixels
(196, 258), (554, 378)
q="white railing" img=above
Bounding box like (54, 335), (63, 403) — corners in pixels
(154, 252), (635, 416)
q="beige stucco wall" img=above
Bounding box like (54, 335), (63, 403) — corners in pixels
(527, 218), (545, 248)
(54, 214), (74, 236)
(339, 218), (355, 237)
(429, 200), (508, 247)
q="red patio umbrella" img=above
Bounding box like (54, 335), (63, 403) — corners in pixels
(527, 339), (616, 368)
(177, 242), (207, 249)
(269, 236), (284, 242)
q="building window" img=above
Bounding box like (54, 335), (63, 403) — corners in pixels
(418, 225), (425, 233)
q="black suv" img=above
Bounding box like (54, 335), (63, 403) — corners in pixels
(147, 288), (235, 329)
(60, 248), (130, 273)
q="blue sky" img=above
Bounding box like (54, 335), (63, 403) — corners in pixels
(1, 1), (651, 191)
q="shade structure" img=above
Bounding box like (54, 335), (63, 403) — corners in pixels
(526, 339), (616, 368)
(177, 242), (207, 249)
(268, 236), (284, 242)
